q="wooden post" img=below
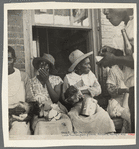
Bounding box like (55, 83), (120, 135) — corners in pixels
(23, 10), (35, 78)
(36, 28), (40, 57)
(88, 9), (101, 79)
(87, 9), (95, 75)
(96, 9), (103, 86)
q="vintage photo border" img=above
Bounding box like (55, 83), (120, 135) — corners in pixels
(1, 1), (137, 147)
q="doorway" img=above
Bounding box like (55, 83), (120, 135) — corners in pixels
(33, 27), (93, 79)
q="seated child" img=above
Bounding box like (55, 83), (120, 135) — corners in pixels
(64, 85), (83, 107)
(9, 101), (40, 130)
(64, 85), (97, 116)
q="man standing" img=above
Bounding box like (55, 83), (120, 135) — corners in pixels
(97, 9), (135, 133)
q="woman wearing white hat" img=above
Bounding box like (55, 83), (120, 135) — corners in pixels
(30, 53), (73, 135)
(62, 49), (115, 134)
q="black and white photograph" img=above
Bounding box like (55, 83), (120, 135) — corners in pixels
(2, 2), (137, 147)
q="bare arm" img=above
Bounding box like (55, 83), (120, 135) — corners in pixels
(38, 68), (62, 103)
(9, 103), (20, 109)
(46, 80), (62, 103)
(97, 49), (134, 69)
(107, 83), (129, 98)
(62, 76), (70, 100)
(114, 55), (134, 69)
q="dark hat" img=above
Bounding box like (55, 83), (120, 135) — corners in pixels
(33, 53), (55, 70)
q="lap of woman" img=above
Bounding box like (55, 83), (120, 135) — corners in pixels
(68, 102), (115, 134)
(32, 113), (73, 135)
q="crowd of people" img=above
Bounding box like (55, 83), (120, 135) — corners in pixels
(8, 8), (135, 136)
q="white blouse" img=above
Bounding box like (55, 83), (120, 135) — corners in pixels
(63, 71), (101, 98)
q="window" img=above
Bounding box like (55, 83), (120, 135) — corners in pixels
(34, 9), (91, 28)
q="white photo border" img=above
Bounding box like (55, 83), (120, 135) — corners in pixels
(3, 2), (137, 147)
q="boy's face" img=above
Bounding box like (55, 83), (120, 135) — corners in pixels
(103, 9), (127, 26)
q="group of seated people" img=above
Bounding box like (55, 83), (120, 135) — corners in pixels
(8, 46), (131, 136)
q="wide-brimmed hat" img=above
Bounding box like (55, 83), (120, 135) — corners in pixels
(68, 49), (93, 72)
(33, 53), (55, 70)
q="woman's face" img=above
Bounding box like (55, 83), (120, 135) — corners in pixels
(38, 61), (49, 72)
(78, 58), (91, 74)
(103, 9), (127, 26)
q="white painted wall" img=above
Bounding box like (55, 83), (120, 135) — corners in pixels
(101, 10), (124, 48)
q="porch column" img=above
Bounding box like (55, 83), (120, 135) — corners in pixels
(88, 9), (102, 80)
(23, 10), (35, 78)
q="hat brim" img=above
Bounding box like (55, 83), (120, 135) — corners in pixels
(68, 51), (93, 72)
(33, 57), (54, 70)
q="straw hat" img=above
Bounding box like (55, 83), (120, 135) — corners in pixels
(33, 53), (55, 70)
(68, 49), (93, 72)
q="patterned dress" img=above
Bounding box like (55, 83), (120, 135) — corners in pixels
(30, 75), (63, 110)
(30, 75), (73, 135)
(30, 75), (63, 99)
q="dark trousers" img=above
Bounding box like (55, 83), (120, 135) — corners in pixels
(128, 87), (135, 133)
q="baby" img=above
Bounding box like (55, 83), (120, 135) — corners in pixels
(64, 86), (83, 105)
(64, 85), (97, 116)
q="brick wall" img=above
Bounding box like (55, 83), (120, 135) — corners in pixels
(8, 10), (25, 71)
